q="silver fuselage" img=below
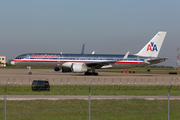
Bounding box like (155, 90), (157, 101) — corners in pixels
(11, 53), (159, 69)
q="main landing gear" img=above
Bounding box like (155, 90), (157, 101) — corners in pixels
(84, 67), (98, 76)
(27, 66), (32, 75)
(84, 72), (98, 76)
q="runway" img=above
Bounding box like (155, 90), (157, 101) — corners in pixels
(0, 69), (179, 86)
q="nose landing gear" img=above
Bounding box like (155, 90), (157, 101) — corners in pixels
(27, 66), (32, 75)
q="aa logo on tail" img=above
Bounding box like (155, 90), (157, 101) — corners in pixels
(146, 42), (158, 51)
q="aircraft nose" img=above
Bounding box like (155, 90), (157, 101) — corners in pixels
(11, 60), (15, 65)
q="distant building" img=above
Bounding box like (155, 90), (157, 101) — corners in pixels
(0, 56), (6, 64)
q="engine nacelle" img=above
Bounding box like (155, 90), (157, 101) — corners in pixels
(62, 62), (88, 73)
(62, 62), (73, 68)
(61, 62), (73, 72)
(54, 67), (60, 71)
(72, 63), (88, 73)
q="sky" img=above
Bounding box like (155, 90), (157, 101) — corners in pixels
(0, 0), (180, 67)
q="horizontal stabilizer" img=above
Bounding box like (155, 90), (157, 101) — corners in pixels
(146, 58), (170, 64)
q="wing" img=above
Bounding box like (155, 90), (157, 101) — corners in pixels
(85, 60), (116, 68)
(85, 51), (130, 68)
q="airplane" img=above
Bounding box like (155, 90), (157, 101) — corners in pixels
(11, 31), (168, 75)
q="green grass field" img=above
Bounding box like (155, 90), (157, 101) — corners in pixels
(0, 99), (179, 120)
(0, 85), (180, 96)
(0, 85), (179, 119)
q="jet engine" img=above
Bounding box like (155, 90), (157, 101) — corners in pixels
(62, 62), (73, 68)
(72, 63), (88, 73)
(62, 62), (88, 73)
(54, 67), (60, 71)
(61, 62), (73, 72)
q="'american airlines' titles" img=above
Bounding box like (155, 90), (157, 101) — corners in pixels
(32, 54), (57, 58)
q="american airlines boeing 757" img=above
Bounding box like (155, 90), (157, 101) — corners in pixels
(11, 31), (168, 75)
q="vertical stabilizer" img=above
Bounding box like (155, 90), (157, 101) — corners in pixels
(81, 44), (85, 54)
(134, 31), (167, 57)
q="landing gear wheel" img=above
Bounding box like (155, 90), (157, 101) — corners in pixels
(92, 72), (98, 76)
(27, 66), (32, 75)
(84, 72), (92, 75)
(84, 72), (98, 76)
(90, 67), (98, 76)
(29, 72), (32, 75)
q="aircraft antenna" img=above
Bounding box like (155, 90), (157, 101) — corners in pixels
(177, 47), (179, 70)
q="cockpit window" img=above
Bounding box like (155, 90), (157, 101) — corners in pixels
(15, 57), (22, 59)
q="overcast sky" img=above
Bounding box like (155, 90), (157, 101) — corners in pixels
(0, 0), (180, 67)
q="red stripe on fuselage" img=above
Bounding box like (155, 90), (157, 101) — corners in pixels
(116, 61), (142, 63)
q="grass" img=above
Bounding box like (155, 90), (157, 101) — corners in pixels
(0, 85), (180, 96)
(0, 85), (179, 120)
(0, 99), (180, 120)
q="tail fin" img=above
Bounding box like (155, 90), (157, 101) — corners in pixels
(81, 44), (85, 54)
(134, 31), (167, 57)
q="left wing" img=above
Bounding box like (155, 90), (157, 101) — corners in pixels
(85, 51), (130, 68)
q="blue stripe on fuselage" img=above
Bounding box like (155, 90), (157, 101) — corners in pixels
(15, 53), (151, 62)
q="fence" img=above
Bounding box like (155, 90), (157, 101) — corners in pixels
(0, 78), (180, 120)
